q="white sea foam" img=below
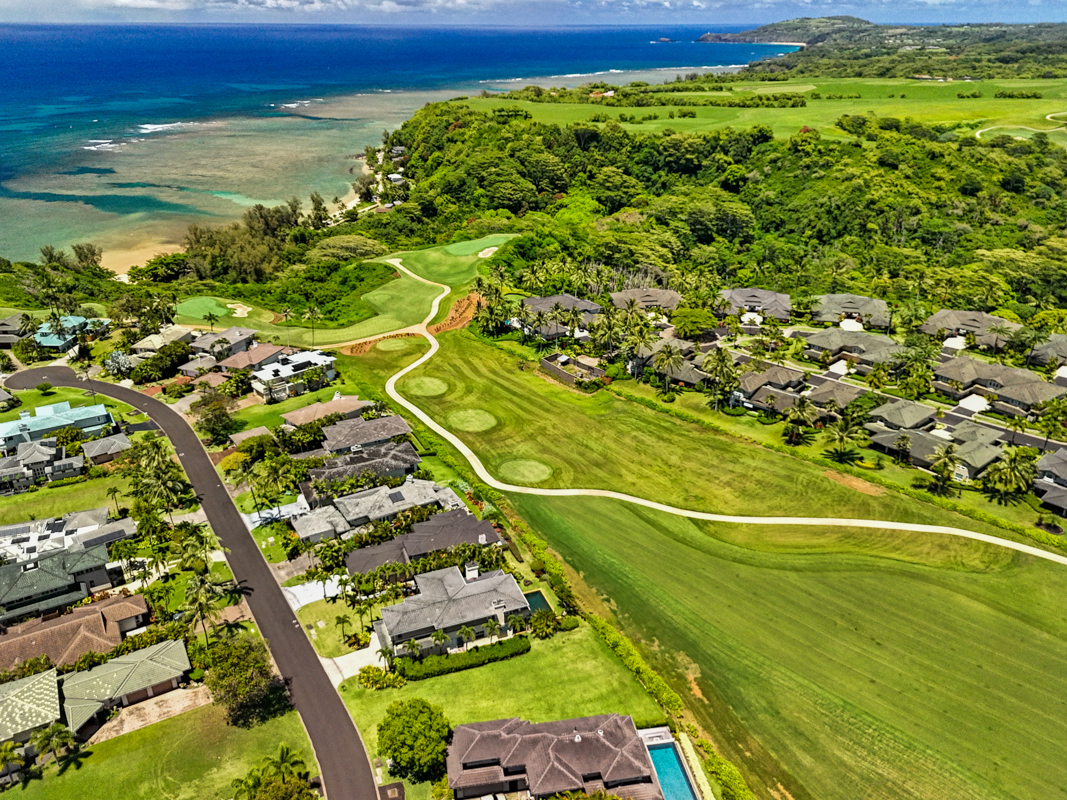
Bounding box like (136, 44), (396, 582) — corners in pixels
(136, 121), (217, 134)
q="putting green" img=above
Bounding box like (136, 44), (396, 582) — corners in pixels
(447, 409), (498, 432)
(176, 296), (232, 321)
(497, 459), (553, 484)
(376, 337), (412, 352)
(403, 377), (449, 397)
(443, 234), (512, 257)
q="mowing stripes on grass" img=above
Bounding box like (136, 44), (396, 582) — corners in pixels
(404, 377), (449, 396)
(447, 409), (498, 432)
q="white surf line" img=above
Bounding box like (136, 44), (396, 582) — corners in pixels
(383, 259), (1067, 568)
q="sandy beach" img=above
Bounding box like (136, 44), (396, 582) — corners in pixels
(100, 239), (183, 275)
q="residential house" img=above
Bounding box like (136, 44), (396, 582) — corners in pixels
(632, 338), (708, 387)
(217, 343), (290, 375)
(228, 427), (273, 449)
(0, 440), (83, 492)
(719, 288), (791, 322)
(0, 314), (29, 348)
(1031, 334), (1067, 368)
(321, 415), (411, 455)
(280, 395), (373, 427)
(0, 508), (134, 564)
(0, 402), (114, 454)
(177, 355), (217, 378)
(801, 329), (903, 374)
(609, 288), (681, 312)
(59, 639), (190, 736)
(0, 670), (60, 744)
(919, 310), (1022, 350)
(805, 381), (866, 415)
(870, 422), (1002, 482)
(731, 363), (805, 411)
(34, 317), (109, 351)
(375, 565), (530, 656)
(192, 372), (228, 390)
(933, 356), (1065, 416)
(290, 506), (352, 543)
(190, 326), (257, 359)
(812, 294), (891, 328)
(1035, 449), (1067, 514)
(0, 546), (111, 623)
(80, 433), (131, 466)
(866, 398), (936, 432)
(520, 295), (601, 340)
(300, 442), (422, 508)
(332, 478), (464, 528)
(0, 595), (148, 671)
(345, 509), (501, 575)
(447, 714), (662, 800)
(130, 325), (194, 356)
(251, 350), (336, 401)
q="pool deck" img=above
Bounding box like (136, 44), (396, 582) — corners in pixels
(639, 728), (714, 800)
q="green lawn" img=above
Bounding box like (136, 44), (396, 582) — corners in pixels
(232, 386), (366, 432)
(250, 523), (292, 564)
(0, 475), (132, 526)
(295, 597), (386, 659)
(12, 705), (315, 800)
(466, 76), (1067, 142)
(157, 560), (237, 614)
(340, 625), (664, 800)
(395, 331), (1018, 538)
(1, 387), (135, 423)
(512, 493), (1067, 800)
(382, 233), (515, 287)
(234, 491), (298, 515)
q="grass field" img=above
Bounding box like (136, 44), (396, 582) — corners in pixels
(231, 386), (370, 432)
(12, 705), (315, 800)
(395, 331), (1018, 538)
(339, 624), (664, 800)
(334, 337), (432, 403)
(465, 76), (1067, 142)
(0, 474), (132, 526)
(511, 493), (1067, 800)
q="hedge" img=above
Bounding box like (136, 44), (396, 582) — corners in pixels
(607, 385), (1067, 553)
(685, 724), (755, 800)
(586, 614), (684, 716)
(46, 475), (87, 489)
(394, 635), (530, 680)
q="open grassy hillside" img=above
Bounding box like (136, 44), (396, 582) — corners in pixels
(466, 76), (1067, 143)
(512, 493), (1067, 800)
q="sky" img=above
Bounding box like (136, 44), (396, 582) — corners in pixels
(0, 0), (1062, 26)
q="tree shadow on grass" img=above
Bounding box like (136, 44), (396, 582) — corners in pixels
(56, 748), (92, 776)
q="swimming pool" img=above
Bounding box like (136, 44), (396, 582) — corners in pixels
(523, 590), (551, 612)
(648, 743), (699, 800)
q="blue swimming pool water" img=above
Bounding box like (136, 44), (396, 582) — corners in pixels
(524, 590), (551, 613)
(649, 743), (699, 800)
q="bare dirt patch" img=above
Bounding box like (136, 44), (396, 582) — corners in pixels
(341, 332), (419, 356)
(676, 651), (706, 700)
(823, 470), (885, 496)
(89, 685), (211, 744)
(428, 293), (479, 335)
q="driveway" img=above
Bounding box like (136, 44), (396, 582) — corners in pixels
(4, 367), (376, 800)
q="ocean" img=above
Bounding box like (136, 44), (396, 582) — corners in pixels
(0, 24), (796, 267)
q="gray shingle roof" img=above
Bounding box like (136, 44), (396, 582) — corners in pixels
(934, 357), (1065, 407)
(920, 310), (1022, 347)
(869, 399), (936, 430)
(805, 381), (865, 409)
(812, 294), (890, 328)
(345, 510), (500, 575)
(803, 328), (899, 357)
(737, 363), (805, 396)
(609, 289), (681, 311)
(1032, 334), (1067, 367)
(871, 429), (1001, 473)
(333, 479), (463, 526)
(81, 433), (131, 461)
(290, 506), (351, 541)
(309, 442), (421, 484)
(448, 714), (660, 800)
(720, 288), (791, 321)
(0, 669), (59, 742)
(380, 567), (528, 642)
(1037, 448), (1067, 482)
(322, 415), (411, 452)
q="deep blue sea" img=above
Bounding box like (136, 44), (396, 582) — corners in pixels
(0, 25), (796, 264)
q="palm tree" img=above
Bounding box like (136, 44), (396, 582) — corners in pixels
(507, 614), (526, 633)
(484, 617), (501, 644)
(16, 313), (38, 338)
(29, 723), (75, 766)
(261, 743), (308, 784)
(182, 572), (227, 644)
(142, 471), (185, 523)
(865, 362), (890, 390)
(281, 307), (293, 348)
(377, 646), (394, 667)
(335, 614), (351, 643)
(0, 740), (22, 776)
(1006, 415), (1028, 443)
(431, 628), (450, 650)
(254, 456), (297, 508)
(147, 541), (172, 583)
(700, 347), (738, 410)
(652, 343), (684, 391)
(823, 418), (867, 463)
(203, 312), (220, 332)
(982, 447), (1037, 495)
(930, 443), (961, 495)
(106, 485), (122, 518)
(458, 624), (476, 651)
(893, 432), (912, 465)
(303, 305), (321, 347)
(231, 769), (263, 800)
(987, 321), (1012, 355)
(403, 639), (421, 659)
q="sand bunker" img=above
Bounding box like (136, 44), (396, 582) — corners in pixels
(498, 459), (553, 484)
(447, 409), (498, 432)
(478, 247), (498, 258)
(226, 303), (252, 318)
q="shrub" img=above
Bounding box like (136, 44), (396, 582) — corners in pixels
(687, 727), (755, 800)
(394, 636), (531, 680)
(558, 615), (580, 631)
(587, 614), (684, 715)
(46, 476), (87, 489)
(358, 665), (407, 690)
(377, 698), (451, 782)
(205, 635), (290, 727)
(35, 382), (52, 394)
(530, 609), (557, 639)
(529, 558), (545, 575)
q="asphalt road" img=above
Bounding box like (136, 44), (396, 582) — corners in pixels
(6, 367), (377, 800)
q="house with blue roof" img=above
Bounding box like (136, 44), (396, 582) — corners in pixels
(0, 402), (114, 453)
(34, 316), (110, 351)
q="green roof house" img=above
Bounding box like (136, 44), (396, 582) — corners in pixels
(59, 640), (191, 735)
(0, 402), (114, 453)
(34, 316), (110, 351)
(0, 669), (59, 744)
(0, 546), (111, 623)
